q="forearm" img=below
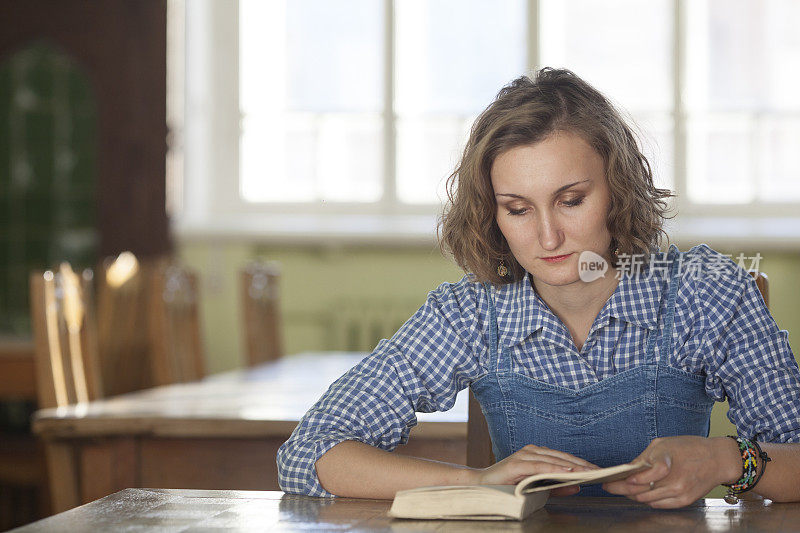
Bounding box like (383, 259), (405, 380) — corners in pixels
(713, 437), (800, 502)
(315, 440), (479, 499)
(751, 442), (800, 502)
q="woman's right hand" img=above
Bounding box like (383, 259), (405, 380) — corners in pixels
(474, 444), (599, 496)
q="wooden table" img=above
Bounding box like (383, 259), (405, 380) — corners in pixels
(13, 489), (800, 532)
(32, 352), (468, 514)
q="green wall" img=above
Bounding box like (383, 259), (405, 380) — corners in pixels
(178, 240), (800, 373)
(178, 241), (465, 372)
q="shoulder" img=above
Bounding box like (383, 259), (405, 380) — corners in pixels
(425, 275), (487, 316)
(381, 275), (490, 380)
(679, 243), (738, 273)
(415, 275), (493, 352)
(387, 275), (489, 346)
(680, 242), (752, 287)
(675, 243), (760, 325)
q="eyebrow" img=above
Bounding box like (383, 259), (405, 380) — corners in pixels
(495, 179), (591, 200)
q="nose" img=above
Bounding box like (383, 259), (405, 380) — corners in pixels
(537, 211), (564, 252)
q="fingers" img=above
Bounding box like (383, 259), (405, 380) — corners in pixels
(631, 484), (680, 504)
(631, 483), (701, 508)
(602, 480), (652, 496)
(603, 461), (702, 509)
(605, 479), (671, 501)
(602, 458), (672, 496)
(604, 436), (718, 509)
(500, 446), (596, 485)
(479, 445), (598, 486)
(505, 459), (580, 485)
(515, 453), (593, 472)
(647, 496), (697, 509)
(603, 480), (698, 509)
(627, 457), (671, 485)
(518, 445), (599, 469)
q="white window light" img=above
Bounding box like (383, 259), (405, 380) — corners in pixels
(174, 0), (800, 246)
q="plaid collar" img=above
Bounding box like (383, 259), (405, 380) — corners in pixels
(493, 267), (667, 350)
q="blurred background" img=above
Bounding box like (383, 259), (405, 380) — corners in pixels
(2, 0), (799, 370)
(1, 0), (799, 527)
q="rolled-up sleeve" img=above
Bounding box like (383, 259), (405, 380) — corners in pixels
(697, 260), (800, 443)
(276, 277), (487, 496)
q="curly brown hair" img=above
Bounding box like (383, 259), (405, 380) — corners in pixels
(438, 68), (674, 284)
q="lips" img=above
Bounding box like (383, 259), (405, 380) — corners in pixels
(541, 253), (573, 263)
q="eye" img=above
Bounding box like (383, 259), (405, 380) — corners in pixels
(507, 207), (528, 216)
(562, 196), (585, 208)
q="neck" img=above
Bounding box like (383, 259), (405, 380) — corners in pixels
(531, 267), (620, 318)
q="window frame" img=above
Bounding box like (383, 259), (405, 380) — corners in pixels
(172, 0), (800, 247)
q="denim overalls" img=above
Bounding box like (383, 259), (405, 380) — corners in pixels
(471, 245), (715, 496)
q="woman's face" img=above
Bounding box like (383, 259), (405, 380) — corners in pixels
(490, 130), (613, 287)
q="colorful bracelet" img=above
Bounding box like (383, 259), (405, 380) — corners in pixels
(722, 435), (771, 504)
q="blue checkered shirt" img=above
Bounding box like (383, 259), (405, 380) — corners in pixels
(277, 244), (800, 496)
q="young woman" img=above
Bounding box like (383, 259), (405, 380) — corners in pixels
(277, 68), (800, 508)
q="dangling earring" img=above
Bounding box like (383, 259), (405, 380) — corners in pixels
(497, 260), (509, 277)
(613, 247), (620, 256)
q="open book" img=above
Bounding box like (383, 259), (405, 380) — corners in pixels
(388, 460), (649, 521)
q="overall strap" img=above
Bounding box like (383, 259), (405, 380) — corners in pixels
(482, 282), (505, 373)
(658, 244), (682, 363)
(644, 312), (659, 364)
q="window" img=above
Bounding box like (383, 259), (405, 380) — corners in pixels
(176, 0), (800, 242)
(539, 0), (675, 194)
(684, 0), (800, 206)
(239, 0), (526, 209)
(240, 0), (386, 204)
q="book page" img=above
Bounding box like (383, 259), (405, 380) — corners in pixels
(516, 460), (650, 497)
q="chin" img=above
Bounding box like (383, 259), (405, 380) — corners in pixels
(530, 269), (581, 287)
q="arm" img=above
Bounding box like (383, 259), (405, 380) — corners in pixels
(604, 436), (800, 507)
(277, 279), (486, 497)
(278, 278), (595, 498)
(606, 252), (800, 506)
(748, 442), (800, 501)
(315, 441), (476, 498)
(709, 266), (800, 502)
(316, 440), (596, 499)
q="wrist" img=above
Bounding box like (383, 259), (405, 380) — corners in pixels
(711, 436), (743, 485)
(457, 466), (483, 486)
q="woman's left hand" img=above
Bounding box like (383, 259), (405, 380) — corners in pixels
(603, 436), (740, 508)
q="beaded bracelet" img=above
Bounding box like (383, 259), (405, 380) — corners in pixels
(722, 435), (771, 504)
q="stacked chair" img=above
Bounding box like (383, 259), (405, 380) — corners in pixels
(148, 261), (206, 384)
(28, 254), (207, 513)
(95, 252), (152, 396)
(27, 253), (287, 518)
(240, 260), (283, 366)
(30, 263), (103, 409)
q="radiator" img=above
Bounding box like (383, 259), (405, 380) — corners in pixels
(326, 298), (421, 352)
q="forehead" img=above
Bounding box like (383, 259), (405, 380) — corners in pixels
(490, 131), (605, 191)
